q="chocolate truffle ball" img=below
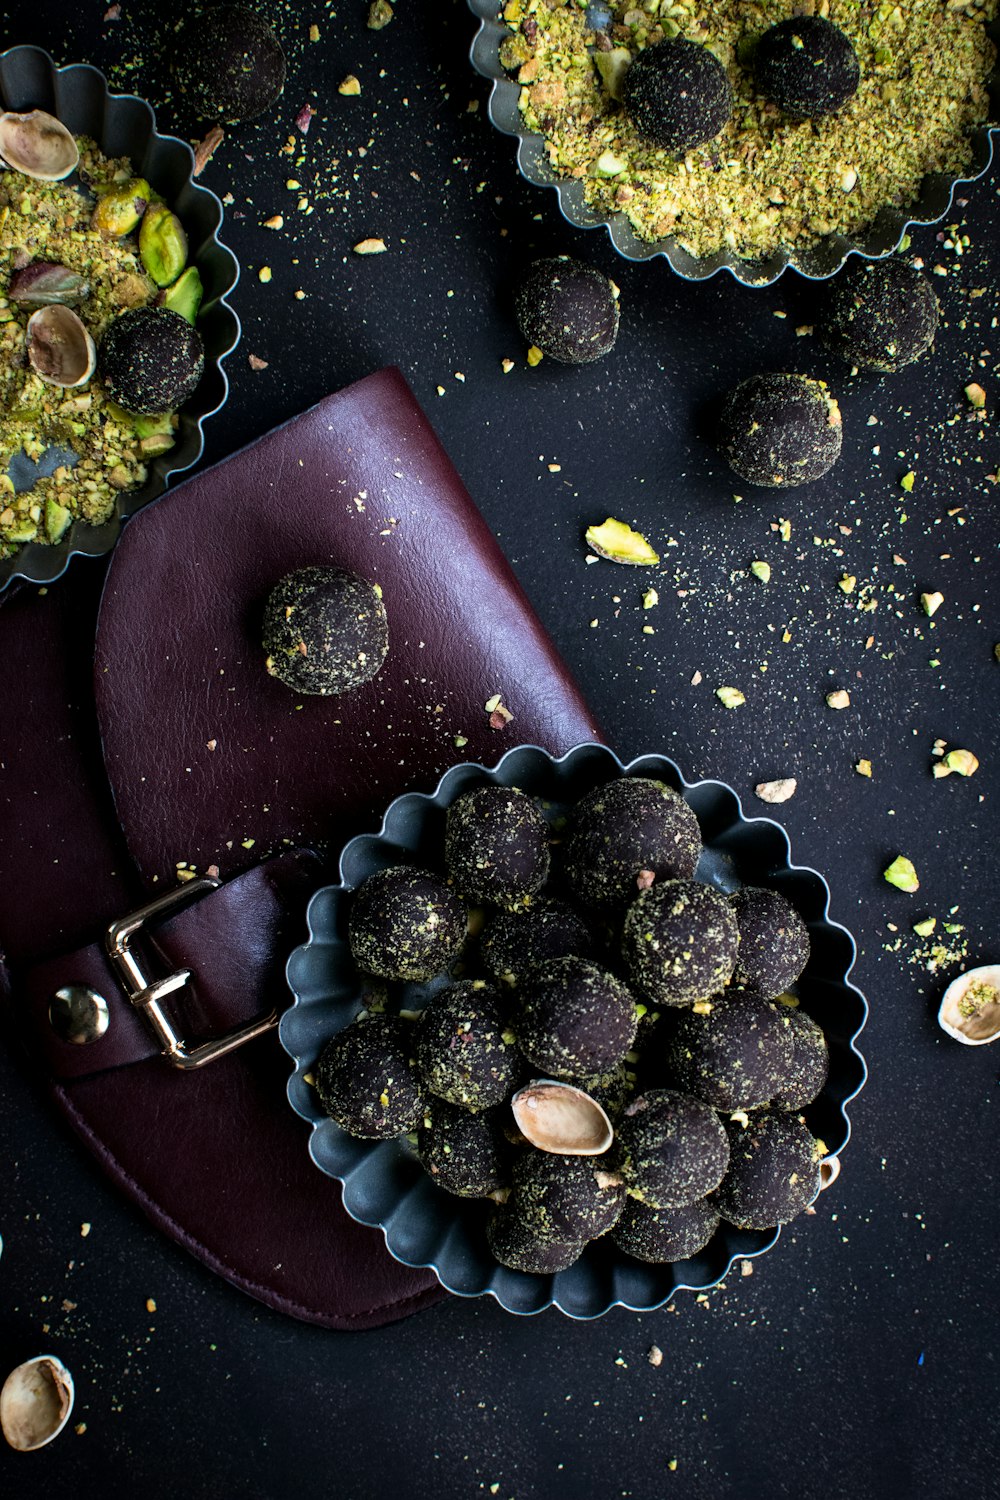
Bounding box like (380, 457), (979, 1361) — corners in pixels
(415, 979), (520, 1111)
(617, 1089), (729, 1208)
(771, 1007), (829, 1112)
(818, 257), (940, 373)
(417, 1100), (508, 1197)
(172, 5), (286, 124)
(730, 886), (810, 1000)
(348, 865), (467, 981)
(664, 989), (794, 1111)
(517, 957), (638, 1079)
(754, 17), (860, 119)
(562, 777), (702, 915)
(612, 1195), (720, 1263)
(445, 785), (550, 909)
(487, 1204), (584, 1274)
(480, 899), (593, 988)
(718, 373), (842, 488)
(622, 37), (733, 153)
(262, 565), (388, 696)
(511, 1149), (626, 1241)
(99, 306), (204, 415)
(315, 1014), (423, 1139)
(622, 879), (739, 1007)
(514, 256), (619, 365)
(717, 1112), (821, 1229)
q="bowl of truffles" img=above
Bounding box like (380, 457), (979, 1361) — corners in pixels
(281, 742), (868, 1318)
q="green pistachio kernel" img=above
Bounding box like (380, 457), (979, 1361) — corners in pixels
(92, 179), (150, 237)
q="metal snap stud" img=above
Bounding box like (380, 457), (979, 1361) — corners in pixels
(48, 985), (110, 1045)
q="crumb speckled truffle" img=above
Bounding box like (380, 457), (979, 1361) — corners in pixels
(517, 957), (638, 1079)
(348, 866), (467, 981)
(487, 1204), (584, 1274)
(415, 980), (520, 1111)
(622, 880), (739, 1008)
(730, 886), (810, 999)
(718, 373), (842, 488)
(514, 256), (619, 365)
(445, 785), (550, 909)
(612, 1195), (720, 1263)
(617, 1089), (729, 1208)
(480, 899), (593, 987)
(622, 37), (733, 152)
(754, 17), (860, 118)
(511, 1148), (626, 1240)
(315, 1015), (423, 1139)
(664, 989), (794, 1110)
(562, 777), (702, 914)
(262, 566), (388, 696)
(172, 5), (286, 124)
(818, 258), (940, 373)
(99, 306), (204, 415)
(417, 1100), (508, 1197)
(771, 1007), (829, 1112)
(717, 1112), (821, 1229)
(568, 1060), (635, 1123)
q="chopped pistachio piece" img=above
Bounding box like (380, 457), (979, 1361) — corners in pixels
(921, 591), (944, 617)
(716, 686), (745, 709)
(900, 470), (916, 492)
(594, 46), (632, 101)
(839, 574), (856, 594)
(965, 382), (986, 409)
(931, 761), (952, 779)
(944, 748), (979, 776)
(642, 587), (659, 609)
(750, 560), (770, 583)
(855, 759), (872, 778)
(526, 345), (544, 367)
(338, 75), (362, 96)
(594, 149), (626, 177)
(584, 517), (659, 566)
(754, 778), (796, 804)
(913, 917), (937, 937)
(353, 238), (387, 255)
(826, 689), (851, 710)
(884, 855), (920, 893)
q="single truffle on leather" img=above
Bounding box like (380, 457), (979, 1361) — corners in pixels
(771, 1007), (829, 1112)
(562, 777), (702, 914)
(718, 373), (842, 488)
(444, 784), (550, 909)
(315, 1014), (424, 1139)
(514, 256), (620, 364)
(818, 257), (940, 373)
(617, 1089), (729, 1208)
(99, 306), (204, 415)
(171, 4), (286, 124)
(517, 956), (639, 1079)
(612, 1195), (720, 1263)
(262, 565), (389, 696)
(417, 1100), (508, 1197)
(753, 16), (860, 118)
(717, 1112), (821, 1229)
(622, 37), (733, 152)
(480, 898), (593, 988)
(663, 988), (794, 1110)
(622, 879), (739, 1007)
(348, 865), (467, 981)
(730, 886), (810, 1000)
(510, 1148), (626, 1240)
(415, 979), (520, 1111)
(487, 1203), (585, 1274)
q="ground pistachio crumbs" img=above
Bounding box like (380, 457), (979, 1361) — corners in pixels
(501, 0), (997, 261)
(0, 138), (176, 558)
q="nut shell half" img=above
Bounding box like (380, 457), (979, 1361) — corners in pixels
(1, 1355), (75, 1451)
(938, 965), (1000, 1045)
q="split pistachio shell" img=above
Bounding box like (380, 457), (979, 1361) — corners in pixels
(511, 1080), (614, 1156)
(1, 1355), (74, 1451)
(938, 965), (1000, 1045)
(0, 110), (78, 180)
(26, 305), (96, 388)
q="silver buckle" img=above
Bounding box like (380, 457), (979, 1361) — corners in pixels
(105, 878), (278, 1070)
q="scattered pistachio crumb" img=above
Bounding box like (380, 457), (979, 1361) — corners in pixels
(80, 1223), (91, 1237)
(501, 357), (515, 374)
(648, 1345), (663, 1368)
(826, 689), (851, 710)
(856, 758), (873, 778)
(454, 734), (468, 748)
(146, 1297), (157, 1313)
(258, 265), (272, 282)
(750, 560), (770, 583)
(367, 0), (393, 26)
(921, 591), (944, 617)
(354, 237), (387, 255)
(965, 381), (987, 409)
(839, 574), (856, 594)
(913, 917), (937, 937)
(900, 470), (916, 492)
(755, 778), (796, 804)
(526, 345), (544, 367)
(643, 588), (659, 609)
(716, 686), (745, 709)
(884, 855), (920, 893)
(944, 748), (979, 776)
(339, 75), (362, 96)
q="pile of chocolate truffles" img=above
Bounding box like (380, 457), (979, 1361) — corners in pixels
(314, 777), (830, 1275)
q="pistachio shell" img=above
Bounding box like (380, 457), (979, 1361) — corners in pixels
(938, 965), (1000, 1046)
(26, 305), (96, 388)
(511, 1080), (614, 1156)
(0, 110), (78, 180)
(0, 1356), (74, 1451)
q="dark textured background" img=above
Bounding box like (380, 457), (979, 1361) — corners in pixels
(1, 2), (998, 1497)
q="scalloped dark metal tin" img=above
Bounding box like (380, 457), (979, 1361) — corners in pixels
(0, 46), (241, 594)
(281, 742), (869, 1319)
(469, 0), (1000, 287)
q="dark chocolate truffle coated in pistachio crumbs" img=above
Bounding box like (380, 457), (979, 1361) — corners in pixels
(612, 1195), (720, 1264)
(562, 777), (702, 914)
(171, 4), (286, 124)
(771, 1007), (829, 1112)
(818, 257), (940, 373)
(622, 37), (733, 153)
(717, 1111), (821, 1229)
(315, 1014), (424, 1140)
(262, 565), (388, 697)
(415, 979), (520, 1112)
(348, 865), (467, 981)
(99, 306), (204, 416)
(718, 373), (842, 488)
(444, 785), (550, 909)
(487, 1205), (584, 1274)
(617, 1089), (729, 1209)
(514, 256), (620, 365)
(417, 1100), (508, 1197)
(517, 956), (639, 1080)
(730, 886), (810, 1000)
(622, 879), (739, 1008)
(753, 16), (860, 119)
(480, 898), (592, 988)
(510, 1149), (626, 1241)
(663, 988), (794, 1111)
